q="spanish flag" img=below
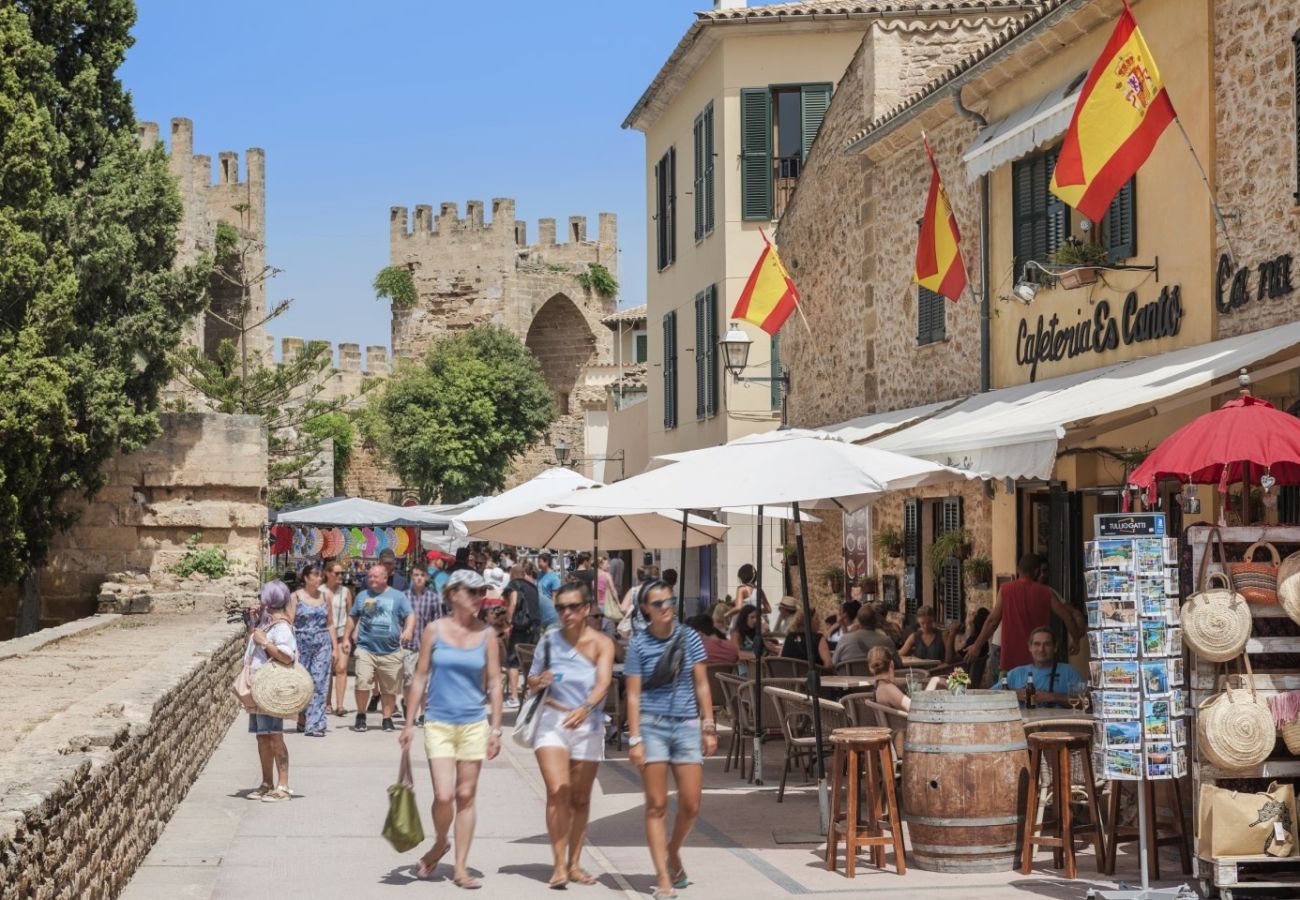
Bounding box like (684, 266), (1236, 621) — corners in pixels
(732, 230), (799, 336)
(1050, 0), (1175, 222)
(914, 135), (968, 303)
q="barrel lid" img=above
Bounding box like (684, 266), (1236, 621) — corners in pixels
(910, 689), (1021, 713)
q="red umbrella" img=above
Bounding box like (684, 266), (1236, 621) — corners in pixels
(1128, 394), (1300, 504)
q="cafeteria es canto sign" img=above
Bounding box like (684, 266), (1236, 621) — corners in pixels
(1015, 285), (1184, 382)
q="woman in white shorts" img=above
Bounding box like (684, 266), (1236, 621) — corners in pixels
(527, 581), (614, 889)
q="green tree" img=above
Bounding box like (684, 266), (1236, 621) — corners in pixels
(361, 326), (556, 502)
(0, 2), (209, 634)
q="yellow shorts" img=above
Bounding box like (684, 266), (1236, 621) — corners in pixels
(423, 719), (489, 761)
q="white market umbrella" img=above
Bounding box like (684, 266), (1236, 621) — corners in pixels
(464, 499), (728, 551)
(274, 496), (457, 530)
(457, 468), (599, 530)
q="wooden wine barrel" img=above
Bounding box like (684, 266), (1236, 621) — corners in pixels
(902, 690), (1028, 873)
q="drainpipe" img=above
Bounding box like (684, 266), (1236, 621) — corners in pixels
(951, 89), (991, 393)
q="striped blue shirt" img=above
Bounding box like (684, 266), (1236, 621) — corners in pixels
(625, 624), (707, 718)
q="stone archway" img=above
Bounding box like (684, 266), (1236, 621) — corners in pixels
(525, 293), (596, 415)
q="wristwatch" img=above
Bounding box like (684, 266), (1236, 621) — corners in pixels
(628, 735), (643, 748)
(489, 728), (503, 737)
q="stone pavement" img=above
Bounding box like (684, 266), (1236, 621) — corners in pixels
(122, 703), (1199, 900)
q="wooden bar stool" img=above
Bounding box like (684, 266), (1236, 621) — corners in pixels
(1021, 731), (1106, 879)
(826, 726), (905, 877)
(1104, 777), (1192, 878)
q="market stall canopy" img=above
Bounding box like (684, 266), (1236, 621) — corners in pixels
(274, 497), (455, 530)
(457, 468), (598, 530)
(867, 320), (1300, 482)
(561, 428), (970, 514)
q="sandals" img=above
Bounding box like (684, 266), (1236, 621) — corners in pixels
(306, 731), (326, 737)
(670, 868), (690, 890)
(567, 866), (597, 886)
(248, 784), (273, 799)
(452, 874), (482, 890)
(651, 890), (677, 899)
(416, 843), (449, 879)
(260, 787), (291, 803)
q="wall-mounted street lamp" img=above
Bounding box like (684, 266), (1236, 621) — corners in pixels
(552, 439), (626, 479)
(719, 322), (791, 426)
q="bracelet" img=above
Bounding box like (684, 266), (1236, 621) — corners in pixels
(702, 720), (717, 732)
(489, 728), (503, 737)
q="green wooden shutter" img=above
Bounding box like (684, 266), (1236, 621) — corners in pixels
(740, 88), (773, 220)
(705, 285), (718, 417)
(800, 83), (832, 164)
(1044, 147), (1069, 257)
(704, 102), (716, 233)
(694, 291), (706, 420)
(770, 334), (782, 410)
(1012, 148), (1070, 274)
(1103, 176), (1137, 261)
(666, 147), (677, 266)
(903, 500), (920, 616)
(693, 113), (705, 242)
(1294, 30), (1300, 202)
(654, 157), (665, 271)
(938, 496), (965, 626)
(663, 311), (677, 429)
(1011, 155), (1037, 274)
(917, 286), (944, 345)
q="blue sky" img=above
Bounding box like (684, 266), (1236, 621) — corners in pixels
(121, 0), (706, 355)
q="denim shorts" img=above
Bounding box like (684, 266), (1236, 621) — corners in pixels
(248, 713), (284, 735)
(640, 714), (702, 765)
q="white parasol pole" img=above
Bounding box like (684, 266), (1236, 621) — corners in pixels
(793, 502), (828, 831)
(753, 504), (765, 785)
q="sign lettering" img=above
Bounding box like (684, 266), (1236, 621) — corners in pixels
(1215, 252), (1294, 315)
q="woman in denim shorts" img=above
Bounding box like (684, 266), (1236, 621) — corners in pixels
(625, 580), (716, 899)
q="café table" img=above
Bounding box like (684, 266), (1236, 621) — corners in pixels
(819, 675), (875, 693)
(1022, 706), (1094, 725)
(900, 656), (943, 669)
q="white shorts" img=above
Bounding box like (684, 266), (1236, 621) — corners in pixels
(533, 704), (605, 762)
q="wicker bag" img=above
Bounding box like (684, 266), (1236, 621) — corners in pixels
(1229, 541), (1281, 605)
(1277, 551), (1300, 626)
(1183, 529), (1253, 662)
(1267, 691), (1300, 755)
(1197, 658), (1276, 772)
(251, 659), (315, 717)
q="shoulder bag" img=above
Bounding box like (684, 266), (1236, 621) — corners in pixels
(1230, 540), (1281, 605)
(512, 634), (552, 749)
(381, 749), (426, 852)
(1182, 527), (1252, 662)
(231, 631), (259, 712)
(643, 627), (687, 692)
(1197, 654), (1276, 772)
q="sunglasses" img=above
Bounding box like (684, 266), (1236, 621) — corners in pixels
(647, 598), (674, 610)
(555, 602), (587, 614)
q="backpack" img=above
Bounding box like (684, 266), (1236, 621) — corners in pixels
(642, 627), (687, 692)
(509, 579), (540, 632)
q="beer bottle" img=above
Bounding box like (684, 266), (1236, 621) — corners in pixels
(1024, 672), (1036, 709)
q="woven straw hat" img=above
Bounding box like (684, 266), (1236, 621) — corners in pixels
(1181, 573), (1252, 662)
(251, 661), (315, 717)
(1278, 550), (1300, 626)
(1198, 682), (1276, 771)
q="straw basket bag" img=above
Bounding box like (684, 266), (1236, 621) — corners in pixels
(1229, 541), (1281, 605)
(1277, 550), (1300, 626)
(1197, 659), (1276, 771)
(1182, 529), (1253, 662)
(1267, 691), (1300, 755)
(251, 659), (315, 717)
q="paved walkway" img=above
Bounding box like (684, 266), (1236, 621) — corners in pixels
(123, 703), (1199, 899)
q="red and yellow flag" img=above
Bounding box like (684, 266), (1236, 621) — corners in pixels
(1050, 0), (1175, 222)
(732, 230), (799, 336)
(914, 135), (968, 303)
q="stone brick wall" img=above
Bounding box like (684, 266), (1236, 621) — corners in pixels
(0, 619), (243, 900)
(1212, 0), (1300, 339)
(0, 413), (267, 638)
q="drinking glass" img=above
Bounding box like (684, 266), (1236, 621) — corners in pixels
(1068, 683), (1085, 711)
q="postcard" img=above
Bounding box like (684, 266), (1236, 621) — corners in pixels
(1142, 659), (1171, 695)
(1171, 717), (1186, 747)
(1089, 661), (1103, 685)
(1135, 538), (1165, 573)
(1106, 720), (1143, 749)
(1088, 630), (1103, 660)
(1086, 569), (1100, 598)
(1086, 601), (1103, 630)
(1145, 740), (1173, 769)
(1164, 568), (1180, 595)
(1098, 598), (1138, 628)
(1099, 570), (1135, 595)
(1105, 748), (1143, 780)
(1144, 713), (1170, 739)
(1163, 538), (1180, 566)
(1103, 660), (1139, 689)
(1102, 629), (1140, 658)
(1098, 690), (1138, 720)
(1168, 627), (1183, 656)
(1141, 622), (1168, 657)
(1170, 689), (1185, 718)
(1096, 539), (1134, 569)
(1168, 657), (1184, 686)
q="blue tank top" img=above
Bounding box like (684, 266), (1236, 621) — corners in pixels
(532, 631), (600, 733)
(425, 623), (489, 725)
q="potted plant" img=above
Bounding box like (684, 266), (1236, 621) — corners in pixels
(1047, 236), (1110, 289)
(781, 543), (799, 566)
(967, 556), (993, 590)
(821, 566), (846, 594)
(929, 528), (969, 579)
(946, 668), (972, 696)
(858, 573), (878, 598)
(875, 527), (904, 559)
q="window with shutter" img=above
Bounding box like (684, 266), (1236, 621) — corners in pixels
(705, 285), (718, 417)
(654, 157), (665, 271)
(663, 311), (678, 429)
(694, 291), (707, 420)
(704, 103), (716, 234)
(740, 88), (773, 220)
(937, 497), (965, 626)
(903, 500), (920, 617)
(1102, 177), (1137, 261)
(800, 83), (832, 163)
(667, 147), (677, 266)
(917, 286), (945, 346)
(1012, 146), (1069, 275)
(655, 148), (676, 271)
(1294, 30), (1300, 203)
(693, 113), (705, 242)
(770, 334), (782, 411)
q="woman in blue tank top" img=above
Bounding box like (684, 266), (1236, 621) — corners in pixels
(525, 581), (615, 888)
(399, 569), (503, 890)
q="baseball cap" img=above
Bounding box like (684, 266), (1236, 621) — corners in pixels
(426, 549), (455, 563)
(445, 569), (487, 592)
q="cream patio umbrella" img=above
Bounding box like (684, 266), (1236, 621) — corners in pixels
(571, 428), (971, 823)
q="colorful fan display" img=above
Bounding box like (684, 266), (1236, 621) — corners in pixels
(271, 524), (422, 560)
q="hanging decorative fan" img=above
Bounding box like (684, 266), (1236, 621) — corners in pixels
(270, 525), (293, 555)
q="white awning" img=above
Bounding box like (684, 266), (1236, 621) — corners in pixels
(818, 399), (959, 444)
(865, 321), (1300, 481)
(962, 73), (1085, 182)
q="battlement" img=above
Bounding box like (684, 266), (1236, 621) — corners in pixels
(390, 198), (616, 250)
(267, 336), (390, 378)
(138, 118), (265, 191)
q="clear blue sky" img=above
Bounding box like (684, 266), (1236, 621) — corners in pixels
(121, 0), (707, 355)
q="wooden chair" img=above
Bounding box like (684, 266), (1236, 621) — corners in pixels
(827, 726), (905, 877)
(834, 659), (870, 677)
(1021, 731), (1106, 880)
(763, 656), (811, 679)
(765, 686), (819, 801)
(702, 661), (736, 722)
(715, 673), (751, 777)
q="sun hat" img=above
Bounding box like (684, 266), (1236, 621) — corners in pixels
(779, 596), (798, 613)
(446, 569), (487, 592)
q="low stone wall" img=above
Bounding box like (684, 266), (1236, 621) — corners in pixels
(0, 619), (243, 900)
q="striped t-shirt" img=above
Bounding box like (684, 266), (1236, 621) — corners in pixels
(625, 624), (707, 718)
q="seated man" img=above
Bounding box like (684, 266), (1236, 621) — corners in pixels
(831, 604), (902, 669)
(994, 626), (1084, 708)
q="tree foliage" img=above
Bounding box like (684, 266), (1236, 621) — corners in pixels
(373, 265), (417, 309)
(0, 2), (209, 615)
(361, 327), (556, 503)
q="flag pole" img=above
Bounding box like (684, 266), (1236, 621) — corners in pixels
(1172, 116), (1237, 266)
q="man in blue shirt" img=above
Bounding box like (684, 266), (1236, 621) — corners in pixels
(427, 550), (452, 596)
(994, 626), (1085, 708)
(536, 551), (561, 631)
(342, 564), (415, 732)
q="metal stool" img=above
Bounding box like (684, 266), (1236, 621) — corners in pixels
(1021, 731), (1107, 879)
(826, 726), (905, 877)
(1104, 777), (1192, 878)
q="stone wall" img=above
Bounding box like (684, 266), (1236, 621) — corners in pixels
(0, 617), (243, 900)
(1212, 0), (1300, 339)
(0, 413), (267, 638)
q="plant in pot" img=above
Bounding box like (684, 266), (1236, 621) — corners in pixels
(781, 543), (799, 566)
(1047, 236), (1110, 289)
(967, 555), (993, 589)
(874, 527), (904, 560)
(858, 573), (878, 599)
(946, 668), (971, 696)
(821, 566), (846, 594)
(929, 528), (969, 580)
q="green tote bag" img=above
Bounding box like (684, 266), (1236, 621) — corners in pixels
(382, 750), (425, 853)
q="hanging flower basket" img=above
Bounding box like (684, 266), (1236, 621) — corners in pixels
(1057, 267), (1100, 289)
